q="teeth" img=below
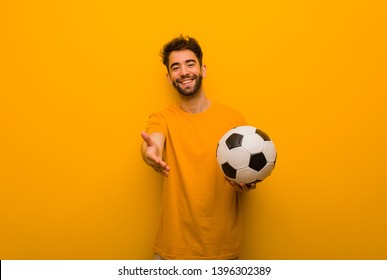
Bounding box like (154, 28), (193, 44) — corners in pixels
(181, 80), (192, 84)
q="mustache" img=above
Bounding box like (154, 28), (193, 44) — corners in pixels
(176, 74), (198, 82)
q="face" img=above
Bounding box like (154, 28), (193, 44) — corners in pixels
(167, 49), (206, 97)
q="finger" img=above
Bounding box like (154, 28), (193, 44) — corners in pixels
(232, 183), (243, 192)
(141, 131), (153, 146)
(153, 157), (170, 171)
(151, 158), (170, 175)
(239, 183), (249, 192)
(229, 179), (244, 192)
(154, 166), (170, 177)
(161, 169), (169, 177)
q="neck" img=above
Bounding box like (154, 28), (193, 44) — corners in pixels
(178, 90), (211, 114)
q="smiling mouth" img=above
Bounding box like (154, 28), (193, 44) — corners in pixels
(179, 79), (194, 85)
(173, 74), (203, 97)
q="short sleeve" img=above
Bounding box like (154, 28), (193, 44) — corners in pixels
(145, 112), (168, 137)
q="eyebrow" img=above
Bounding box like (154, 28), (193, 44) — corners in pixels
(170, 59), (197, 69)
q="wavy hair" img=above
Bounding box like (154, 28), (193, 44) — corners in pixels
(160, 35), (203, 71)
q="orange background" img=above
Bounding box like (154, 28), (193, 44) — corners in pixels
(1, 0), (386, 259)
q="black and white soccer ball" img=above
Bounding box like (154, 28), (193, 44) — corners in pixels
(216, 125), (277, 184)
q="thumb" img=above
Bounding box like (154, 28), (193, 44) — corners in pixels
(141, 131), (153, 146)
(141, 131), (152, 144)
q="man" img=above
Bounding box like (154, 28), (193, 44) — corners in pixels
(141, 35), (255, 260)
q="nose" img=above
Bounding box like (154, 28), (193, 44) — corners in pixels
(179, 65), (189, 76)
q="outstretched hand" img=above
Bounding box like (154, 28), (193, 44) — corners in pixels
(141, 131), (170, 177)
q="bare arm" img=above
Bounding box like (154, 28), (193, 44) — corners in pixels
(141, 131), (170, 177)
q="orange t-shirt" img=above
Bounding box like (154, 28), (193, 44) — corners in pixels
(145, 101), (246, 259)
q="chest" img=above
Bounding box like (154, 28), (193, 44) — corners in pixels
(165, 114), (235, 159)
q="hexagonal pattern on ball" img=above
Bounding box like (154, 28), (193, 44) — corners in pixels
(263, 141), (277, 163)
(227, 147), (250, 169)
(249, 153), (267, 172)
(221, 162), (237, 179)
(225, 133), (243, 149)
(241, 133), (265, 154)
(216, 142), (229, 165)
(256, 163), (275, 181)
(236, 126), (257, 135)
(235, 167), (258, 184)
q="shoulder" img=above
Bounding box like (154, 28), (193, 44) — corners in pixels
(146, 104), (181, 127)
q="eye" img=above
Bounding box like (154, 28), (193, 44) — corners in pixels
(171, 65), (180, 71)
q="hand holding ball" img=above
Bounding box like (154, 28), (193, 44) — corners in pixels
(216, 126), (277, 184)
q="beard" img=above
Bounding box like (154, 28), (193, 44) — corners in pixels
(172, 73), (203, 98)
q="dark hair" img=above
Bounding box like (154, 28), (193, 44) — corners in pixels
(161, 35), (203, 70)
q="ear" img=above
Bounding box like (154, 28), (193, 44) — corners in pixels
(201, 64), (207, 78)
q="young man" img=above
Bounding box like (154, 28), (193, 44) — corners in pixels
(141, 35), (255, 260)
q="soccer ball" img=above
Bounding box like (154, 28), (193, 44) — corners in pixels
(216, 125), (277, 184)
